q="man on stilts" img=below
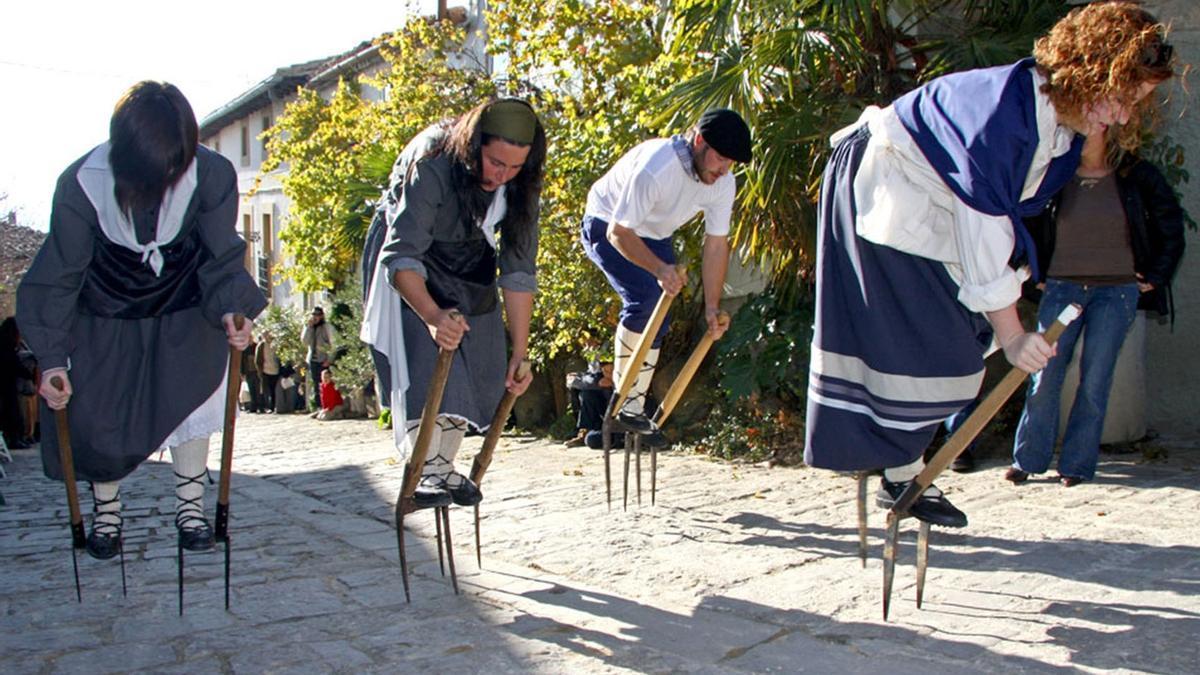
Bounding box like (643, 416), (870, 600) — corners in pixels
(581, 109), (751, 439)
(17, 81), (265, 569)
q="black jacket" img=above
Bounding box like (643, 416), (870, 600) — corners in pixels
(1024, 156), (1186, 320)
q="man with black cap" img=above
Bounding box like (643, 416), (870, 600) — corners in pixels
(581, 108), (751, 435)
(301, 306), (334, 412)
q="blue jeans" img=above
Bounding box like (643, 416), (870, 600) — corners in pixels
(1012, 280), (1139, 480)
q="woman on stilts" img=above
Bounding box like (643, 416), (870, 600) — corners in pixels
(804, 1), (1176, 527)
(17, 81), (265, 560)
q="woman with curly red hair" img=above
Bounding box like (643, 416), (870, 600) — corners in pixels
(804, 1), (1177, 527)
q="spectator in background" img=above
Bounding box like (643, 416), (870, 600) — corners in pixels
(301, 306), (334, 412)
(1, 317), (32, 449)
(316, 368), (347, 421)
(17, 327), (39, 445)
(239, 333), (261, 413)
(256, 331), (281, 414)
(1007, 128), (1185, 487)
(565, 361), (614, 448)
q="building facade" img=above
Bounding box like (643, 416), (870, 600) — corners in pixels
(197, 3), (486, 311)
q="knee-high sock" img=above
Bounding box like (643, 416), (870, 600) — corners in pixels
(414, 415), (468, 483)
(405, 419), (440, 479)
(91, 480), (122, 534)
(883, 457), (942, 496)
(434, 416), (468, 487)
(170, 436), (210, 524)
(613, 324), (659, 417)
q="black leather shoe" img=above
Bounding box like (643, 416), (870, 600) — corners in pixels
(875, 478), (968, 528)
(615, 411), (654, 434)
(412, 477), (452, 509)
(641, 428), (669, 448)
(447, 476), (483, 507)
(1004, 467), (1030, 484)
(85, 528), (122, 560)
(585, 430), (625, 449)
(177, 517), (216, 552)
(951, 450), (976, 473)
(1059, 475), (1084, 487)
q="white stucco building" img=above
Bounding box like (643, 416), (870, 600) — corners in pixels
(197, 3), (487, 311)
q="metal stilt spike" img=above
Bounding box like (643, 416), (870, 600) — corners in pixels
(622, 432), (632, 512)
(473, 504), (482, 569)
(857, 474), (869, 567)
(635, 435), (642, 506)
(603, 417), (613, 510)
(435, 507), (446, 577)
(440, 507), (459, 595)
(916, 522), (931, 609)
(882, 512), (899, 621)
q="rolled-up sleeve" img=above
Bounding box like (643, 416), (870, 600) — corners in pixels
(952, 199), (1024, 312)
(380, 157), (447, 282)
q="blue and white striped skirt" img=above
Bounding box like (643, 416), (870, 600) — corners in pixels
(804, 125), (993, 472)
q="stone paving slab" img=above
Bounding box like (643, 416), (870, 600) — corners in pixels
(2, 412), (1199, 673)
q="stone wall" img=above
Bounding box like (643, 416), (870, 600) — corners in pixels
(1143, 1), (1198, 437)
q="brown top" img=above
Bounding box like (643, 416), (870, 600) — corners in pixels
(1046, 173), (1137, 285)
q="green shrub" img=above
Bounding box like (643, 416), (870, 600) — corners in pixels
(697, 288), (812, 463)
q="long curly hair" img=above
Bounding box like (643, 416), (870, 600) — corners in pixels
(436, 99), (546, 252)
(1034, 1), (1176, 150)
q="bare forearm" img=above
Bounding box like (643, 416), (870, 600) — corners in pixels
(607, 222), (668, 274)
(502, 289), (533, 357)
(701, 235), (730, 310)
(984, 303), (1025, 347)
(392, 270), (443, 323)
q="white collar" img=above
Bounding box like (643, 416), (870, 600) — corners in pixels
(76, 142), (198, 276)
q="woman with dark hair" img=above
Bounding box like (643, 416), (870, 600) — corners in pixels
(17, 81), (265, 560)
(362, 98), (543, 508)
(804, 1), (1176, 527)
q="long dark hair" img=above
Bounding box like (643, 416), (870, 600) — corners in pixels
(109, 81), (199, 217)
(435, 99), (546, 251)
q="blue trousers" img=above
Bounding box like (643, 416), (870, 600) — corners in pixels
(580, 215), (675, 347)
(1012, 280), (1139, 480)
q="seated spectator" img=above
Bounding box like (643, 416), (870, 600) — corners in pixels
(565, 361), (614, 447)
(316, 368), (347, 421)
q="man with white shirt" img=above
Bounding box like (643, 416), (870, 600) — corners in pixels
(581, 109), (751, 436)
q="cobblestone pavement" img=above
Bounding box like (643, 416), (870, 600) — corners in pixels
(2, 413), (1198, 673)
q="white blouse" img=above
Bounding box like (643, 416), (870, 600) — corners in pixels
(835, 69), (1077, 313)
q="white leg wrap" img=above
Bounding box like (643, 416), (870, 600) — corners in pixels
(435, 416), (468, 488)
(170, 436), (210, 523)
(883, 457), (942, 496)
(614, 325), (658, 416)
(91, 480), (122, 533)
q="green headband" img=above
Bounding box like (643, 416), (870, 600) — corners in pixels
(480, 99), (538, 145)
